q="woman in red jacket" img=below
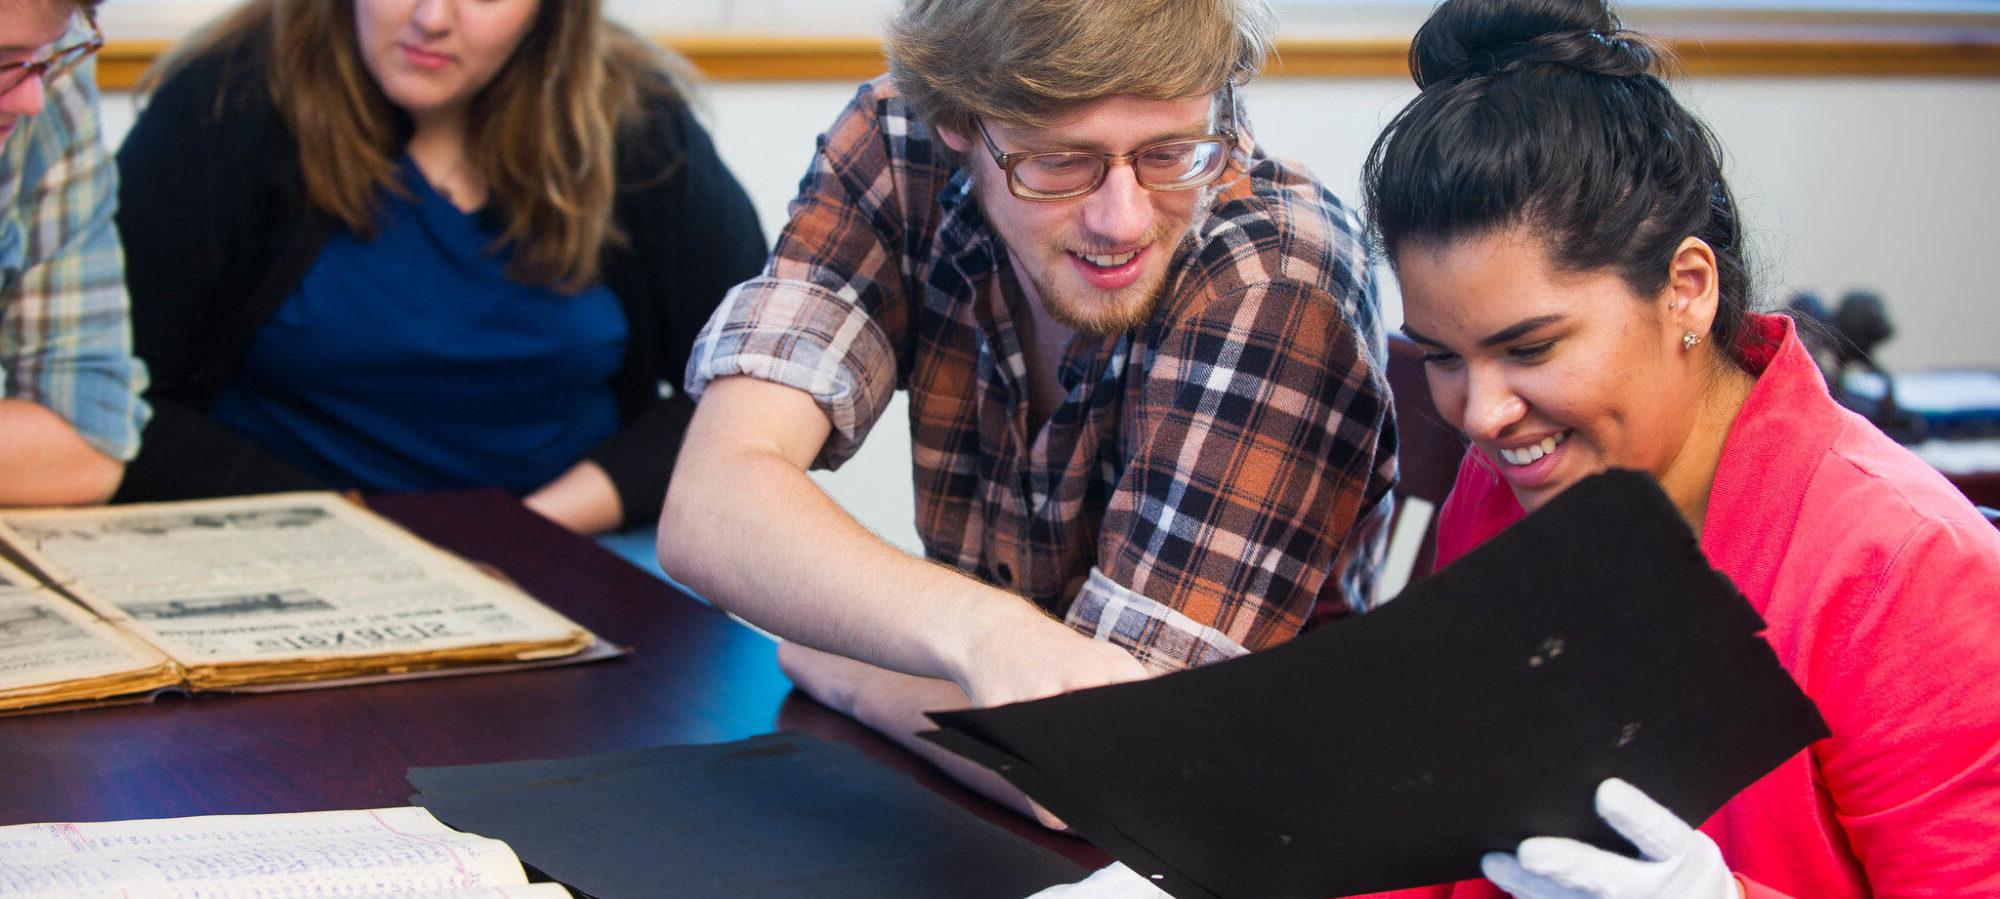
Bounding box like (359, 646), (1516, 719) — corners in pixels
(1359, 0), (2000, 896)
(1038, 1), (1998, 894)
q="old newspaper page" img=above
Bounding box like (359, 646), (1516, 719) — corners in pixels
(0, 556), (179, 711)
(0, 493), (591, 690)
(0, 806), (570, 897)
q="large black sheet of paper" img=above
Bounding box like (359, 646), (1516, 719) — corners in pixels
(408, 731), (1086, 898)
(923, 470), (1829, 899)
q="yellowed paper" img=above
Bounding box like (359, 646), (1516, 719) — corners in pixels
(0, 588), (179, 711)
(0, 493), (589, 690)
(0, 806), (571, 898)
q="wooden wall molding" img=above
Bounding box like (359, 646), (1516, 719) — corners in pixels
(93, 34), (2000, 92)
(98, 39), (172, 92)
(671, 36), (888, 82)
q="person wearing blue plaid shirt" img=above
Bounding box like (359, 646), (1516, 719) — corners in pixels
(0, 0), (148, 505)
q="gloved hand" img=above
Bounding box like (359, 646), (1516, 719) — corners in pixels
(1028, 862), (1173, 898)
(1481, 778), (1740, 899)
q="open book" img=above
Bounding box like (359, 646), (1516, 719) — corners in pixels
(0, 806), (569, 897)
(0, 492), (600, 713)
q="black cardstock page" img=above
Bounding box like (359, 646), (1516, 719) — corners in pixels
(923, 470), (1829, 899)
(409, 732), (1086, 899)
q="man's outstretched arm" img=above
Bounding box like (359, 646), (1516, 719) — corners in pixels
(660, 375), (1149, 711)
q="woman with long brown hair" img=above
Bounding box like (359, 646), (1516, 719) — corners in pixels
(110, 0), (766, 537)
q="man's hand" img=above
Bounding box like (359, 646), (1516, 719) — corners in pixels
(779, 635), (1150, 831)
(950, 602), (1153, 710)
(1480, 778), (1742, 899)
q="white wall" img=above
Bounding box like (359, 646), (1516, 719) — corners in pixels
(95, 71), (2000, 552)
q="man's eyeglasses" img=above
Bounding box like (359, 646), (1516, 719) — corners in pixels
(0, 14), (105, 98)
(975, 82), (1239, 202)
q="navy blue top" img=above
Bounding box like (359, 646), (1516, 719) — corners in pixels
(211, 160), (627, 494)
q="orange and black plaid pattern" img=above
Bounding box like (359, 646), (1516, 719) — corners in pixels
(688, 80), (1396, 672)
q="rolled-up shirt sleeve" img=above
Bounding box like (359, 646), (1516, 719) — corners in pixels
(688, 278), (897, 470)
(685, 82), (929, 470)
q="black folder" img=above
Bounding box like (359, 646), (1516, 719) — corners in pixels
(923, 470), (1829, 898)
(410, 731), (1086, 898)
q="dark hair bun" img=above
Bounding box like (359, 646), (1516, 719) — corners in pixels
(1409, 0), (1657, 87)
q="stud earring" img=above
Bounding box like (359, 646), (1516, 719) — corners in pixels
(1683, 330), (1702, 350)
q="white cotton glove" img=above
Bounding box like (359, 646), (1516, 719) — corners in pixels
(1028, 862), (1174, 898)
(1481, 778), (1739, 899)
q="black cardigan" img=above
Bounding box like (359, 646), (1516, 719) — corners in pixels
(110, 40), (767, 528)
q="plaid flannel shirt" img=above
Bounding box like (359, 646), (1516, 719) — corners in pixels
(688, 79), (1395, 672)
(0, 54), (148, 460)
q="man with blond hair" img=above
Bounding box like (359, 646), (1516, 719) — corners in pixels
(0, 0), (147, 505)
(661, 0), (1394, 820)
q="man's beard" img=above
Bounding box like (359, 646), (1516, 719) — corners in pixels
(1028, 261), (1171, 336)
(1026, 187), (1214, 337)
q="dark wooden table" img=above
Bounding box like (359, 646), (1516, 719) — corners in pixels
(0, 489), (1108, 871)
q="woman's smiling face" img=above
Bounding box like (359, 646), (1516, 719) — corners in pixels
(1398, 226), (1717, 513)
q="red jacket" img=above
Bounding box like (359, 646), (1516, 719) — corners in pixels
(1367, 314), (2000, 899)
